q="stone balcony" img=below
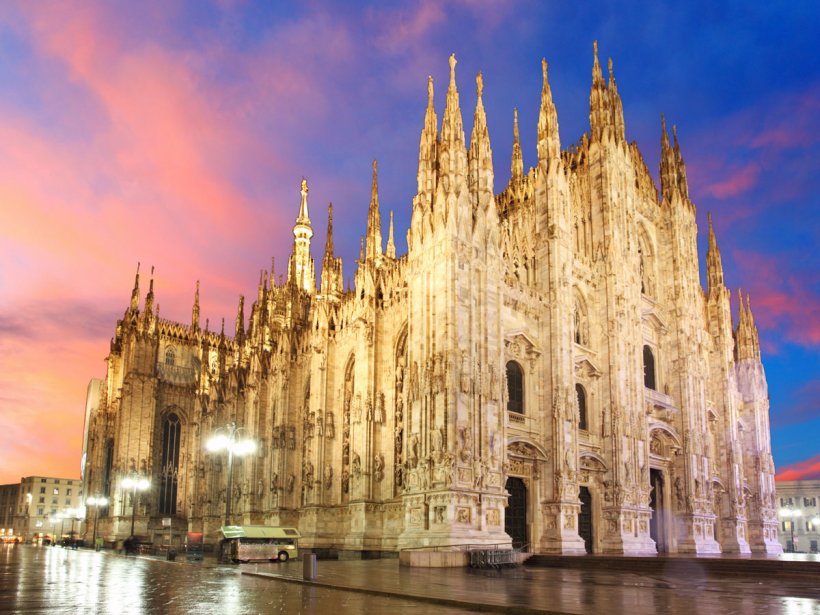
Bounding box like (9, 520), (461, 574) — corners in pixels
(156, 363), (196, 386)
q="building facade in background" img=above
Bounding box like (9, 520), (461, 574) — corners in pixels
(776, 480), (820, 553)
(0, 477), (83, 542)
(82, 47), (781, 557)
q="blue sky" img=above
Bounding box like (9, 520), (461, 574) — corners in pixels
(0, 0), (817, 482)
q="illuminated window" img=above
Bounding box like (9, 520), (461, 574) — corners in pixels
(52, 488), (58, 495)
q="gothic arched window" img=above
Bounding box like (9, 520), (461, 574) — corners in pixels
(576, 384), (588, 431)
(165, 347), (175, 366)
(101, 439), (114, 517)
(643, 345), (657, 390)
(159, 413), (181, 515)
(506, 361), (524, 414)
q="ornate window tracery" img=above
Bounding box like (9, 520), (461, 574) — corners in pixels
(643, 345), (657, 390)
(159, 413), (181, 515)
(576, 384), (588, 431)
(506, 361), (524, 414)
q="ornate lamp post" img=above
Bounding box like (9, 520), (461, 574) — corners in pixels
(49, 514), (59, 546)
(58, 510), (69, 546)
(206, 422), (256, 527)
(69, 508), (84, 545)
(780, 505), (802, 552)
(86, 496), (108, 550)
(122, 476), (150, 538)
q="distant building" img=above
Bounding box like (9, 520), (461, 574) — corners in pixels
(6, 476), (84, 542)
(0, 483), (20, 540)
(82, 47), (781, 558)
(776, 480), (820, 553)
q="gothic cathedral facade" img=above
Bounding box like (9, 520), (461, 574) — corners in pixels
(82, 46), (782, 557)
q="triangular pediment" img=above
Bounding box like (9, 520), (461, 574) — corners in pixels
(574, 355), (602, 379)
(642, 307), (668, 333)
(505, 331), (541, 360)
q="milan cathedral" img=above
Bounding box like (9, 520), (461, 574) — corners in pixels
(82, 44), (782, 560)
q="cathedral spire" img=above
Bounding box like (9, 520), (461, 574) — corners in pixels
(417, 75), (439, 195)
(192, 280), (200, 331)
(511, 108), (523, 180)
(386, 209), (396, 259)
(321, 203), (343, 298)
(589, 40), (610, 141)
(672, 125), (690, 200)
(440, 53), (467, 183)
(235, 295), (245, 341)
(129, 262), (140, 313)
(288, 178), (315, 294)
(366, 160), (383, 261)
(537, 58), (560, 164)
(324, 202), (335, 260)
(144, 266), (155, 316)
(706, 213), (725, 296)
(607, 57), (626, 142)
(736, 290), (761, 361)
(660, 114), (677, 204)
(469, 71), (493, 202)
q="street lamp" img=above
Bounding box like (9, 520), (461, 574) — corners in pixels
(86, 496), (108, 550)
(49, 515), (59, 546)
(206, 422), (257, 527)
(780, 506), (802, 552)
(25, 493), (31, 542)
(122, 476), (150, 538)
(58, 511), (69, 546)
(69, 508), (84, 547)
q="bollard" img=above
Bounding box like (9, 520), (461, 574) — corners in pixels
(167, 548), (177, 562)
(303, 553), (317, 580)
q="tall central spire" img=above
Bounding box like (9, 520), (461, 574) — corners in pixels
(366, 160), (383, 261)
(288, 178), (315, 294)
(589, 40), (610, 142)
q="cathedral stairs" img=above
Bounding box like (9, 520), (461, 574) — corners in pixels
(526, 553), (820, 578)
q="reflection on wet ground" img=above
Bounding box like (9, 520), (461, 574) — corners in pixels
(3, 543), (820, 614)
(0, 545), (470, 614)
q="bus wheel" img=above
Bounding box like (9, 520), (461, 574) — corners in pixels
(278, 551), (289, 562)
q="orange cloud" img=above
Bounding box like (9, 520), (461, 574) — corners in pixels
(777, 454), (820, 481)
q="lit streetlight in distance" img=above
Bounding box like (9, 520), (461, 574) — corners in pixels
(206, 422), (257, 527)
(122, 476), (150, 538)
(779, 506), (802, 553)
(86, 496), (109, 550)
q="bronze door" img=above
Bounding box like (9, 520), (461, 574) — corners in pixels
(505, 477), (528, 549)
(578, 486), (593, 553)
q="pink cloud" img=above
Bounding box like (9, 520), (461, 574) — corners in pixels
(702, 162), (760, 199)
(777, 454), (820, 481)
(730, 249), (820, 349)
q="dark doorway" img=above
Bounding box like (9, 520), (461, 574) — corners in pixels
(578, 486), (593, 553)
(505, 477), (528, 549)
(649, 469), (666, 552)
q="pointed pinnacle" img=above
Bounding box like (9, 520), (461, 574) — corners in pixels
(476, 71), (483, 98)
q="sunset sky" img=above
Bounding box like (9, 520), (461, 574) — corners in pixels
(0, 1), (817, 485)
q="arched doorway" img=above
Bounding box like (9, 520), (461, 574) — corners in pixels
(505, 477), (527, 549)
(578, 486), (593, 553)
(649, 468), (666, 552)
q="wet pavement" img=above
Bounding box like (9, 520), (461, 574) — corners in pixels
(3, 543), (820, 614)
(244, 556), (820, 615)
(0, 544), (471, 614)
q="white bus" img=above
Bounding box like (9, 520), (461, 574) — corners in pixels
(219, 525), (300, 563)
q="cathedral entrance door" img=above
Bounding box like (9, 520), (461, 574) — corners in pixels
(649, 468), (666, 552)
(578, 486), (593, 553)
(504, 477), (528, 549)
